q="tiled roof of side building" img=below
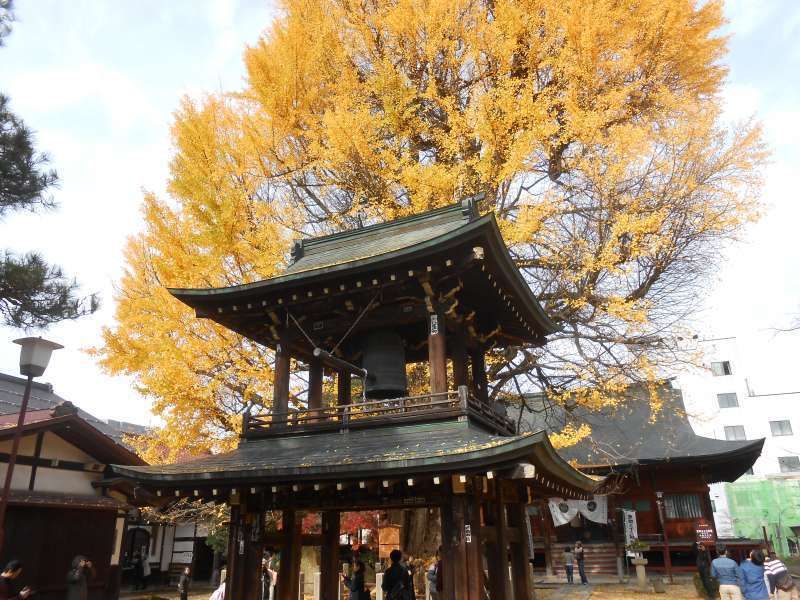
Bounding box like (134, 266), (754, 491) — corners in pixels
(0, 372), (148, 446)
(520, 382), (763, 482)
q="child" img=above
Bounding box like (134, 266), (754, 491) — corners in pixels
(563, 547), (574, 584)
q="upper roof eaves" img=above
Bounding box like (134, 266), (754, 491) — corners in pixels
(285, 203), (474, 275)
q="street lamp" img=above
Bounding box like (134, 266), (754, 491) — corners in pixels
(0, 337), (63, 554)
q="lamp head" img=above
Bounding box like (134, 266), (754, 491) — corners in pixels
(13, 337), (63, 377)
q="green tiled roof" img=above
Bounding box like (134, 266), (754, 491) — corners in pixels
(285, 203), (475, 275)
(110, 420), (596, 491)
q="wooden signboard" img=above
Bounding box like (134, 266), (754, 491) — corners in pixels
(695, 518), (715, 543)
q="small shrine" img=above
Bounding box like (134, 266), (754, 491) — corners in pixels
(107, 199), (597, 600)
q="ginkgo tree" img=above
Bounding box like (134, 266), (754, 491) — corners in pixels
(97, 0), (766, 461)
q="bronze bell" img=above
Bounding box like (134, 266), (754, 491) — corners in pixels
(361, 329), (408, 399)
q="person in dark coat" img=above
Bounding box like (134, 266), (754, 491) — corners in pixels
(342, 560), (368, 600)
(382, 550), (412, 600)
(178, 566), (191, 600)
(574, 542), (588, 585)
(66, 556), (93, 600)
(132, 552), (144, 590)
(695, 542), (714, 598)
(0, 561), (31, 600)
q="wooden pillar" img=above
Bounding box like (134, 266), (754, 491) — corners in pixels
(224, 505), (242, 600)
(440, 499), (457, 600)
(469, 349), (488, 404)
(308, 356), (323, 411)
(508, 490), (535, 600)
(540, 501), (555, 577)
(225, 494), (264, 600)
(451, 334), (469, 390)
(337, 370), (351, 406)
(273, 331), (291, 421)
(320, 511), (340, 600)
(428, 312), (447, 394)
(485, 482), (511, 600)
(277, 509), (302, 600)
(464, 478), (485, 600)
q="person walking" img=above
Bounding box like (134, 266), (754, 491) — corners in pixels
(740, 550), (770, 600)
(563, 547), (575, 584)
(696, 542), (715, 598)
(426, 555), (439, 600)
(0, 561), (31, 600)
(382, 550), (413, 600)
(342, 560), (369, 600)
(574, 542), (588, 585)
(178, 566), (191, 600)
(141, 553), (151, 590)
(132, 552), (144, 590)
(66, 556), (94, 600)
(765, 551), (797, 599)
(711, 545), (743, 600)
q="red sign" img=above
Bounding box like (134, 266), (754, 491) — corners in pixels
(695, 519), (716, 543)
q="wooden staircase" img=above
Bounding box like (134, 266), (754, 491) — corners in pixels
(549, 542), (619, 575)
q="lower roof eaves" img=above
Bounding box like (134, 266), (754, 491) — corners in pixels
(110, 420), (596, 493)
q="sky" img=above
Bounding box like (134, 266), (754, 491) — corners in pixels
(0, 0), (799, 425)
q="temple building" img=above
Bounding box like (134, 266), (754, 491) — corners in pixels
(0, 376), (144, 600)
(105, 200), (597, 600)
(525, 383), (764, 576)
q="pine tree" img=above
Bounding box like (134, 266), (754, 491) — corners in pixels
(0, 5), (97, 328)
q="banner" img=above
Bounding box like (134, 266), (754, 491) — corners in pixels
(580, 495), (608, 524)
(622, 509), (638, 546)
(548, 495), (609, 526)
(548, 498), (579, 526)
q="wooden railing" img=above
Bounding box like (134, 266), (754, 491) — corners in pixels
(244, 386), (516, 438)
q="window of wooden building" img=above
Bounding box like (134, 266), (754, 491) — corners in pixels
(664, 494), (703, 519)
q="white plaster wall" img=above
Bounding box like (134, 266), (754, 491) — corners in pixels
(0, 432), (104, 493)
(175, 523), (196, 537)
(0, 434), (37, 490)
(160, 526), (175, 571)
(38, 432), (95, 462)
(32, 466), (101, 494)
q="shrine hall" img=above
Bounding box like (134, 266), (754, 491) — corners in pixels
(106, 199), (598, 600)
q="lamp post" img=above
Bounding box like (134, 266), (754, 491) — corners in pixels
(654, 491), (674, 584)
(0, 337), (62, 555)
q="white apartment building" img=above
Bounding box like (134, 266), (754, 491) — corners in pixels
(675, 337), (800, 539)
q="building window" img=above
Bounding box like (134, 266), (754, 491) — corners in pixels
(664, 494), (703, 519)
(711, 361), (733, 376)
(770, 420), (793, 437)
(779, 456), (800, 473)
(724, 425), (747, 441)
(634, 500), (652, 512)
(711, 500), (717, 512)
(717, 393), (739, 408)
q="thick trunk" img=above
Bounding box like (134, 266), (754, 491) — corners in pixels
(397, 508), (441, 558)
